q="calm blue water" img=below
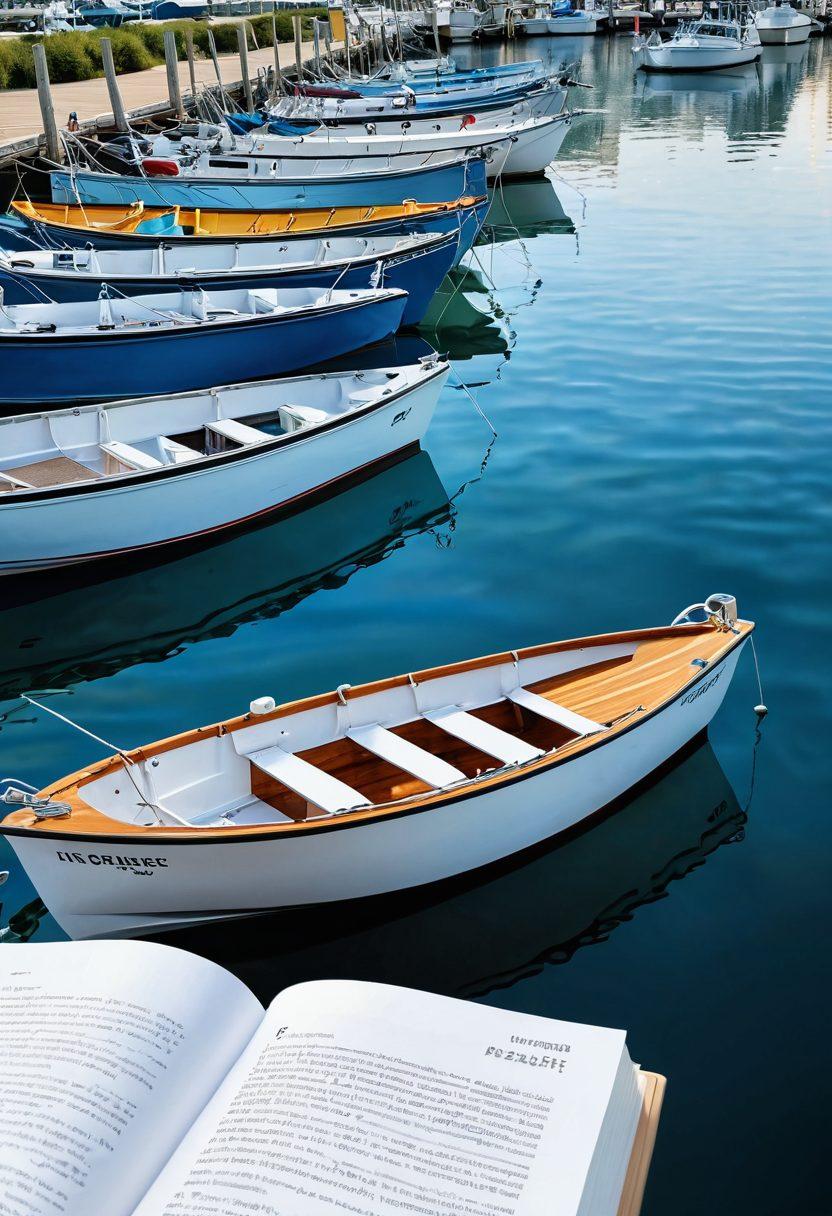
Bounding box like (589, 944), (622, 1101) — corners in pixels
(1, 32), (830, 1215)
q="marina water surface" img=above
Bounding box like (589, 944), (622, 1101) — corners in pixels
(1, 32), (829, 1216)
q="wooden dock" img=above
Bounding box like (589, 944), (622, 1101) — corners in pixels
(0, 37), (342, 167)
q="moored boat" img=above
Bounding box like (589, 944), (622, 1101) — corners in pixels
(3, 196), (489, 263)
(0, 230), (457, 325)
(48, 153), (488, 211)
(754, 1), (811, 44)
(633, 16), (761, 71)
(513, 0), (599, 35)
(348, 58), (545, 91)
(0, 594), (753, 938)
(0, 285), (408, 407)
(0, 358), (449, 572)
(165, 109), (574, 181)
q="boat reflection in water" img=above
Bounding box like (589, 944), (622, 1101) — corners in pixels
(0, 449), (452, 700)
(479, 178), (576, 244)
(153, 737), (746, 1004)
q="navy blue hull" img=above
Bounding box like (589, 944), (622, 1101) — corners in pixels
(0, 294), (407, 409)
(0, 236), (458, 326)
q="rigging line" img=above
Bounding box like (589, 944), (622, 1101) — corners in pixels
(18, 694), (190, 826)
(19, 694), (132, 761)
(448, 361), (497, 439)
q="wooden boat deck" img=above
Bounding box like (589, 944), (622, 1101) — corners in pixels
(3, 618), (753, 842)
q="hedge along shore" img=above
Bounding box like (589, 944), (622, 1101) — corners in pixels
(0, 10), (327, 90)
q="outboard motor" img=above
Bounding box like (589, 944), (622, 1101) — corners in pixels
(671, 593), (739, 629)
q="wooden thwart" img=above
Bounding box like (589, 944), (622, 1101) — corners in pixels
(424, 707), (543, 766)
(249, 746), (368, 814)
(347, 724), (466, 789)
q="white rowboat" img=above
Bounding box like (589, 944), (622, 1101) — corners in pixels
(0, 594), (752, 939)
(0, 359), (448, 571)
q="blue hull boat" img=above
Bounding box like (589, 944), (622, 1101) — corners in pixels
(338, 63), (546, 95)
(0, 287), (408, 408)
(49, 156), (487, 212)
(0, 232), (458, 327)
(0, 196), (489, 267)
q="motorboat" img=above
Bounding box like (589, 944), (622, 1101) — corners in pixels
(0, 285), (408, 407)
(753, 1), (811, 44)
(0, 230), (458, 325)
(633, 16), (761, 71)
(513, 0), (599, 35)
(0, 594), (752, 939)
(0, 358), (448, 572)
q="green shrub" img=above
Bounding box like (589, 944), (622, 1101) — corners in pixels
(43, 32), (100, 83)
(0, 39), (36, 89)
(0, 10), (332, 90)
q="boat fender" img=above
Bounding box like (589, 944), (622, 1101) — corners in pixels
(460, 113), (476, 129)
(250, 696), (276, 715)
(142, 158), (180, 178)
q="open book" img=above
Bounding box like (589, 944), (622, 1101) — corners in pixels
(0, 942), (664, 1216)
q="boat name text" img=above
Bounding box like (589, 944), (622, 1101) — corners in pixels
(680, 670), (721, 706)
(55, 851), (169, 870)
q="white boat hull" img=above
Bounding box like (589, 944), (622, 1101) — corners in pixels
(5, 642), (745, 938)
(0, 373), (444, 571)
(756, 23), (810, 43)
(516, 13), (598, 34)
(635, 40), (760, 70)
(187, 110), (572, 181)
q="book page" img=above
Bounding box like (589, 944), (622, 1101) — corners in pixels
(0, 940), (264, 1216)
(135, 980), (633, 1216)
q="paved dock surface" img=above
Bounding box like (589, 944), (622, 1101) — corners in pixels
(0, 39), (332, 149)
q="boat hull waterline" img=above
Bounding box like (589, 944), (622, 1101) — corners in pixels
(49, 155), (488, 211)
(0, 612), (752, 938)
(0, 232), (458, 325)
(0, 363), (448, 571)
(5, 197), (490, 265)
(0, 287), (408, 407)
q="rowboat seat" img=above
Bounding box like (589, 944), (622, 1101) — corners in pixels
(206, 419), (270, 446)
(507, 687), (603, 738)
(100, 441), (163, 473)
(278, 405), (329, 432)
(159, 437), (202, 465)
(423, 707), (543, 766)
(347, 723), (465, 788)
(1, 456), (99, 488)
(248, 746), (369, 814)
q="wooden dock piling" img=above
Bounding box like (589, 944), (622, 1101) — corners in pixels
(100, 38), (129, 134)
(32, 44), (62, 165)
(293, 14), (304, 81)
(163, 29), (185, 120)
(237, 24), (254, 111)
(185, 29), (198, 100)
